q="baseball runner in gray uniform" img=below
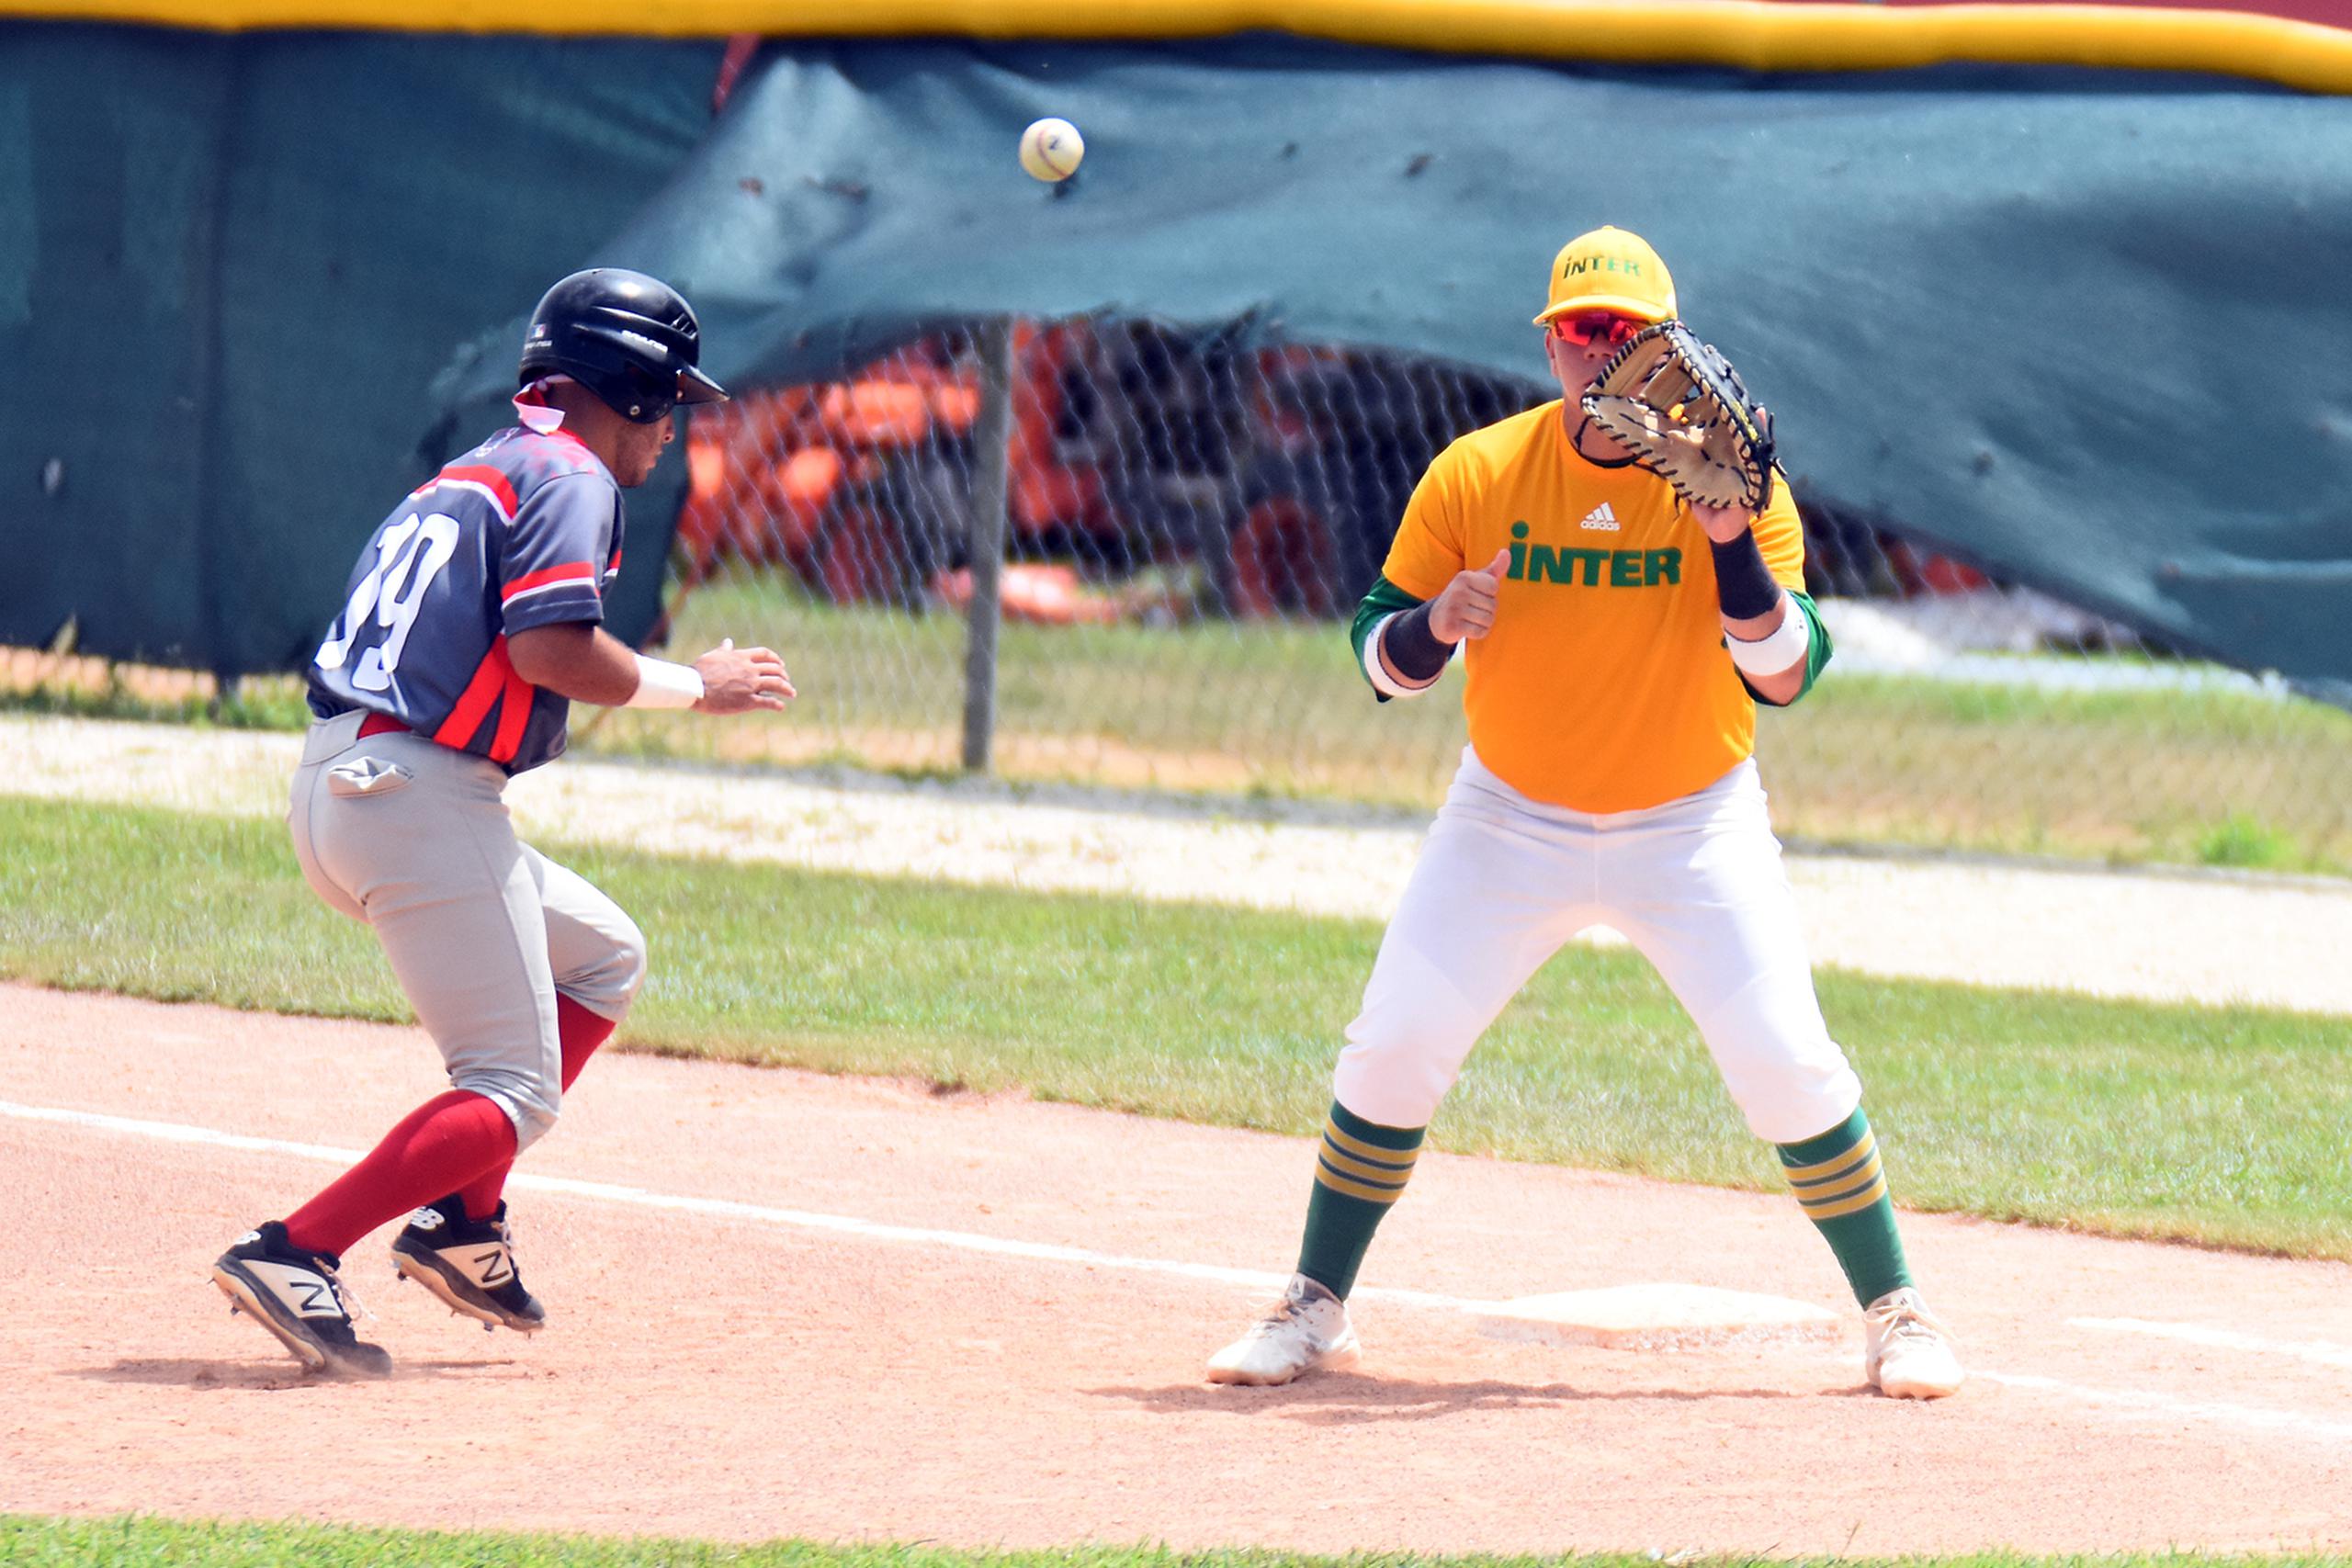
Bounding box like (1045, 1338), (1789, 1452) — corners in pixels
(210, 269), (791, 1377)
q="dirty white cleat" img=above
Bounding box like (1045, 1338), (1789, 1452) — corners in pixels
(210, 1221), (391, 1379)
(1205, 1273), (1362, 1386)
(1865, 1286), (1963, 1399)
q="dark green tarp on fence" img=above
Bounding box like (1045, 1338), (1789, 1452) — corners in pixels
(6, 28), (2350, 701)
(443, 37), (2352, 704)
(0, 24), (720, 674)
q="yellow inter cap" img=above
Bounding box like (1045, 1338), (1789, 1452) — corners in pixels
(1533, 226), (1678, 325)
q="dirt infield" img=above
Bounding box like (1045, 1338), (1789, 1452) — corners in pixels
(5, 984), (2351, 1555)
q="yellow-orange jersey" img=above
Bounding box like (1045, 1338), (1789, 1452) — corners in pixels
(1371, 400), (1826, 815)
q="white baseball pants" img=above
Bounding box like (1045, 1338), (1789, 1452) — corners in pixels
(1333, 749), (1861, 1145)
(287, 710), (646, 1149)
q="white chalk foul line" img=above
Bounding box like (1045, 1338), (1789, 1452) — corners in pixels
(0, 1099), (1480, 1313)
(2074, 1315), (2352, 1371)
(1973, 1371), (2352, 1442)
(9, 1095), (2352, 1444)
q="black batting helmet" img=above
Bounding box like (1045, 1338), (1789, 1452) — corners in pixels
(518, 268), (729, 424)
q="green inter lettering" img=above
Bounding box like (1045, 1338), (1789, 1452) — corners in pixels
(1510, 539), (1681, 589)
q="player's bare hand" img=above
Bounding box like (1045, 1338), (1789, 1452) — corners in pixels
(1428, 547), (1513, 643)
(692, 638), (795, 714)
(1690, 496), (1757, 543)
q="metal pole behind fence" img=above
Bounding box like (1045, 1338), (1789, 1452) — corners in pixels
(961, 318), (1016, 773)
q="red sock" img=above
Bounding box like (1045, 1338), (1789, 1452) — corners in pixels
(282, 1090), (517, 1258)
(457, 996), (616, 1220)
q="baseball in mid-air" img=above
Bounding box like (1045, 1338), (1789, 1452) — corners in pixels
(1019, 117), (1085, 182)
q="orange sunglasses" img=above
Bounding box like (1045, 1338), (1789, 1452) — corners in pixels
(1548, 312), (1645, 350)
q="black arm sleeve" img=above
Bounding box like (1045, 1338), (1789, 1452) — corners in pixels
(1707, 529), (1785, 622)
(1381, 601), (1454, 682)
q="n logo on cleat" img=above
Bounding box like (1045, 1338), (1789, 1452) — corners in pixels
(468, 1247), (515, 1287)
(248, 1260), (345, 1319)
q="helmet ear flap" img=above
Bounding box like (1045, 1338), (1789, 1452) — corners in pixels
(614, 361), (679, 424)
(517, 268), (725, 424)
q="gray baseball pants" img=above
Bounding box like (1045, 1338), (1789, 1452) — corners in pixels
(287, 710), (646, 1149)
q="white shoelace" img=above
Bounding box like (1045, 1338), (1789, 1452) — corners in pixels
(1242, 1301), (1295, 1335)
(315, 1257), (376, 1325)
(1234, 1288), (1314, 1337)
(1866, 1293), (1952, 1348)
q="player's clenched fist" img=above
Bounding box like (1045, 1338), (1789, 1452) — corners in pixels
(1427, 547), (1513, 643)
(693, 638), (796, 713)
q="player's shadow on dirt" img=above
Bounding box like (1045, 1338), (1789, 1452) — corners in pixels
(74, 1357), (521, 1391)
(1091, 1375), (1854, 1425)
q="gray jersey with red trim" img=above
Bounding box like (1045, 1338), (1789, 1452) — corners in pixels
(307, 426), (623, 774)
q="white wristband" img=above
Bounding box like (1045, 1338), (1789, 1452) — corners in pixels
(1726, 603), (1812, 677)
(626, 653), (705, 708)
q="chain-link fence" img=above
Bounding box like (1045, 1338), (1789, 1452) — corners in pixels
(604, 315), (2352, 874)
(17, 312), (2336, 875)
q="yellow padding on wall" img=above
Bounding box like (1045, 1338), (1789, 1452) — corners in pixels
(13, 0), (2352, 96)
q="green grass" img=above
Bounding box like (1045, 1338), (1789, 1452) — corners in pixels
(9, 1518), (2346, 1568)
(9, 588), (2351, 871)
(3, 794), (2346, 1261)
(619, 579), (2352, 873)
(0, 671), (313, 732)
(1764, 674), (2352, 875)
(2196, 812), (2304, 872)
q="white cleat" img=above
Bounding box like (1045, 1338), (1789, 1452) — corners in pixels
(1865, 1286), (1964, 1399)
(1205, 1273), (1362, 1386)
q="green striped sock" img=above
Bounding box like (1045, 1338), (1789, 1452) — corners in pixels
(1295, 1100), (1425, 1300)
(1778, 1106), (1914, 1307)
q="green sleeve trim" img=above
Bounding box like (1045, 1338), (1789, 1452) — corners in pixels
(1740, 590), (1834, 708)
(1349, 576), (1428, 702)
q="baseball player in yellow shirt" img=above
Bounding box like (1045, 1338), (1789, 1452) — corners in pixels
(1207, 227), (1962, 1399)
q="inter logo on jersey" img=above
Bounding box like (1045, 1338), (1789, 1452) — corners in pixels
(1505, 520), (1679, 588)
